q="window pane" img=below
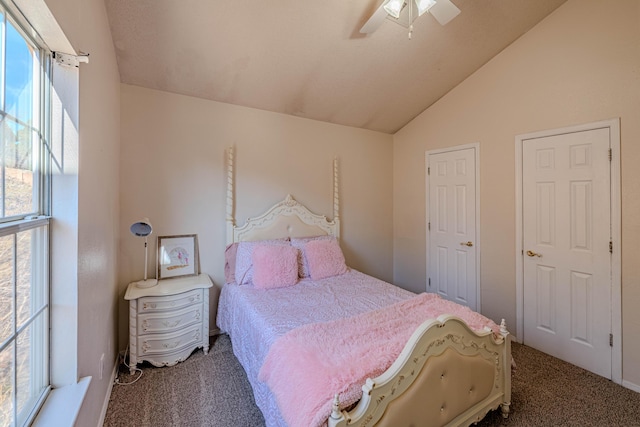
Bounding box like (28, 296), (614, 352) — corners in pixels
(0, 341), (15, 427)
(5, 19), (34, 127)
(1, 119), (35, 219)
(0, 12), (5, 110)
(16, 230), (34, 328)
(0, 4), (49, 426)
(16, 314), (47, 425)
(0, 234), (14, 345)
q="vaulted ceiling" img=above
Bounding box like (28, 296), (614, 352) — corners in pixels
(104, 0), (567, 134)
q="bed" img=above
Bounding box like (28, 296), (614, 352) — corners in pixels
(217, 148), (511, 427)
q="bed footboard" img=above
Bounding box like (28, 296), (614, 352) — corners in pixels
(328, 315), (511, 427)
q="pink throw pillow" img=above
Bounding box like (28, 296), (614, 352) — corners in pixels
(304, 239), (348, 280)
(291, 235), (334, 278)
(235, 239), (290, 285)
(252, 245), (299, 289)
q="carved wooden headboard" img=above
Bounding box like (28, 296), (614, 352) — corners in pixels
(225, 147), (340, 245)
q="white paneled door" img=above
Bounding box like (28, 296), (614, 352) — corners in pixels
(522, 128), (612, 379)
(427, 146), (478, 311)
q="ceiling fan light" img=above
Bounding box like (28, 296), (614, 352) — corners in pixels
(415, 0), (437, 16)
(383, 0), (405, 19)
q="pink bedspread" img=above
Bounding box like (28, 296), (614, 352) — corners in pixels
(258, 292), (499, 427)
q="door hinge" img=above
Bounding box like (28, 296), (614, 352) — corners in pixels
(609, 333), (613, 347)
(428, 167), (431, 175)
(428, 277), (431, 287)
(428, 222), (431, 231)
(609, 241), (613, 253)
(608, 148), (612, 161)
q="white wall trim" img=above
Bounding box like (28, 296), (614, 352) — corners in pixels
(514, 136), (523, 342)
(49, 57), (80, 388)
(609, 119), (622, 384)
(97, 358), (118, 427)
(425, 142), (481, 311)
(514, 118), (622, 385)
(622, 380), (640, 394)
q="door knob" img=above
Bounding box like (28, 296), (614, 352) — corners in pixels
(460, 241), (473, 247)
(526, 250), (542, 257)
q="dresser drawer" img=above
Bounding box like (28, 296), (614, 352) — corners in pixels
(125, 274), (213, 373)
(139, 323), (202, 356)
(138, 289), (202, 313)
(138, 304), (202, 335)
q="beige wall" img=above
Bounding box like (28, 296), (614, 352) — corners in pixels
(393, 0), (640, 387)
(45, 0), (121, 425)
(118, 84), (394, 348)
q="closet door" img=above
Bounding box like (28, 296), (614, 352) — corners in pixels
(521, 127), (612, 379)
(426, 146), (478, 311)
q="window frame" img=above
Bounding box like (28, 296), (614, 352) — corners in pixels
(0, 3), (51, 225)
(0, 1), (52, 425)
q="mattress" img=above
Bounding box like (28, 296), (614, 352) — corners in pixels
(216, 269), (415, 427)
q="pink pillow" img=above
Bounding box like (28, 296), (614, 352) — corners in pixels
(235, 238), (290, 285)
(291, 235), (334, 278)
(304, 239), (348, 280)
(252, 245), (299, 289)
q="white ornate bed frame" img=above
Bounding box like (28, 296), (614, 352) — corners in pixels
(225, 147), (511, 426)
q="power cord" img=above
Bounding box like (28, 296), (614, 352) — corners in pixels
(114, 345), (143, 386)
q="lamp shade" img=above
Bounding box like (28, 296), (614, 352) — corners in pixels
(415, 0), (437, 16)
(130, 218), (153, 237)
(130, 217), (157, 288)
(383, 0), (405, 19)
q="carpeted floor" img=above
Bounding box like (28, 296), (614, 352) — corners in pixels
(104, 335), (640, 427)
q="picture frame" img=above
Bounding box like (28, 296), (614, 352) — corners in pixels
(157, 234), (199, 280)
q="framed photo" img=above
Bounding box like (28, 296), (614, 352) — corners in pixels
(157, 234), (199, 280)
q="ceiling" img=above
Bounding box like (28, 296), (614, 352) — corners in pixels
(104, 0), (567, 134)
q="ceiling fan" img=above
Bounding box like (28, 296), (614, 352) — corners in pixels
(360, 0), (461, 35)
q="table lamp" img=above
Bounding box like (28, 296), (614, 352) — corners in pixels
(130, 217), (158, 288)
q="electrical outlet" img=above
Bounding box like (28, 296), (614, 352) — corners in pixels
(99, 353), (105, 380)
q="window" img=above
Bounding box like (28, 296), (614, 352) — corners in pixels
(0, 2), (51, 426)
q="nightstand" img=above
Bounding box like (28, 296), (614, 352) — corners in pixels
(124, 273), (213, 374)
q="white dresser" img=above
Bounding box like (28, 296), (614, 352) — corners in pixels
(124, 273), (213, 374)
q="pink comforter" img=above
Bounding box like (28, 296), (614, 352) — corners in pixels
(258, 292), (499, 427)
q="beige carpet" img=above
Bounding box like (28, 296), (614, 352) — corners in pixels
(104, 335), (640, 427)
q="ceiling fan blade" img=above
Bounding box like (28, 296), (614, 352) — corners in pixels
(429, 0), (460, 25)
(360, 2), (390, 34)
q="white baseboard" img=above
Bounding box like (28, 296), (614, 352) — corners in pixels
(622, 380), (640, 393)
(97, 357), (118, 427)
